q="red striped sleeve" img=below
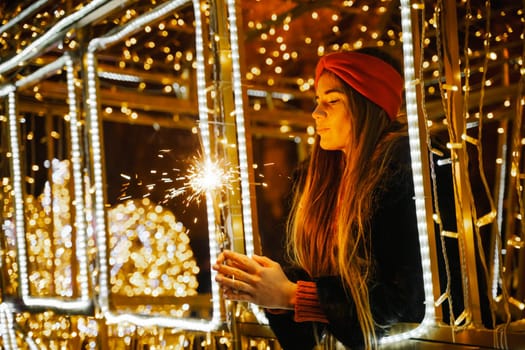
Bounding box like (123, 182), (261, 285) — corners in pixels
(294, 280), (328, 323)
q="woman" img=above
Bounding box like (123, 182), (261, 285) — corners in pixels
(213, 48), (425, 349)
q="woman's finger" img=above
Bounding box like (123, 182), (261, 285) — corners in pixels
(221, 251), (259, 273)
(222, 287), (252, 302)
(215, 270), (254, 295)
(215, 252), (226, 265)
(214, 262), (255, 285)
(251, 254), (274, 267)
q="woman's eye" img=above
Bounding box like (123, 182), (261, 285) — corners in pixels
(328, 99), (339, 105)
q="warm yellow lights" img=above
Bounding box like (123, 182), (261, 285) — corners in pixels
(84, 0), (224, 332)
(108, 198), (199, 299)
(279, 124), (291, 133)
(0, 0), (522, 347)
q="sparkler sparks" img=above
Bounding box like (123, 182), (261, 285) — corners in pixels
(164, 155), (239, 205)
(116, 150), (240, 208)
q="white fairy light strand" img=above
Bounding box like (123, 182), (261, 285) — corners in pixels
(0, 303), (17, 350)
(64, 53), (91, 303)
(0, 0), (50, 35)
(15, 55), (69, 89)
(195, 0), (225, 331)
(0, 0), (113, 75)
(10, 55), (92, 310)
(8, 90), (30, 301)
(225, 0), (270, 325)
(88, 0), (187, 51)
(226, 0), (255, 258)
(86, 50), (108, 312)
(0, 84), (15, 97)
(380, 0), (436, 344)
(87, 0), (222, 331)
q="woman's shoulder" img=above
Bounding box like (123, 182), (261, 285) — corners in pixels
(379, 135), (413, 187)
(387, 135), (411, 166)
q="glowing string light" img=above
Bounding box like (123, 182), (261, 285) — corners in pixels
(0, 303), (17, 350)
(0, 85), (15, 97)
(10, 54), (91, 310)
(227, 0), (256, 258)
(0, 0), (114, 75)
(0, 0), (50, 35)
(108, 198), (200, 300)
(379, 0), (436, 345)
(87, 0), (223, 331)
(224, 0), (271, 326)
(194, 0), (225, 331)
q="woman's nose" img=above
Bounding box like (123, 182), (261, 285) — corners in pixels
(312, 105), (326, 120)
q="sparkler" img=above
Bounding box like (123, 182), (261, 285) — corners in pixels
(165, 154), (240, 254)
(116, 151), (241, 256)
(164, 155), (239, 205)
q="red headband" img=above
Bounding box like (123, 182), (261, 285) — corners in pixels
(314, 51), (403, 120)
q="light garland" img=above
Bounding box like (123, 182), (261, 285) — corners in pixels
(0, 303), (17, 350)
(194, 0), (225, 332)
(64, 54), (91, 303)
(108, 198), (199, 301)
(8, 90), (29, 300)
(225, 0), (270, 326)
(226, 0), (256, 258)
(462, 0), (503, 330)
(86, 0), (223, 331)
(0, 0), (115, 75)
(0, 0), (50, 35)
(0, 84), (15, 97)
(8, 54), (92, 310)
(379, 0), (436, 344)
(0, 0), (523, 348)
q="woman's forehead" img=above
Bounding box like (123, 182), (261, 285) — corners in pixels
(315, 74), (345, 96)
(316, 73), (345, 95)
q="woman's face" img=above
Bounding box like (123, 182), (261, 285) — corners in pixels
(312, 73), (352, 152)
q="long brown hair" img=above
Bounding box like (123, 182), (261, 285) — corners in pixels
(287, 50), (406, 349)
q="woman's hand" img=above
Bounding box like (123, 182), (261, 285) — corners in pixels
(213, 250), (297, 309)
